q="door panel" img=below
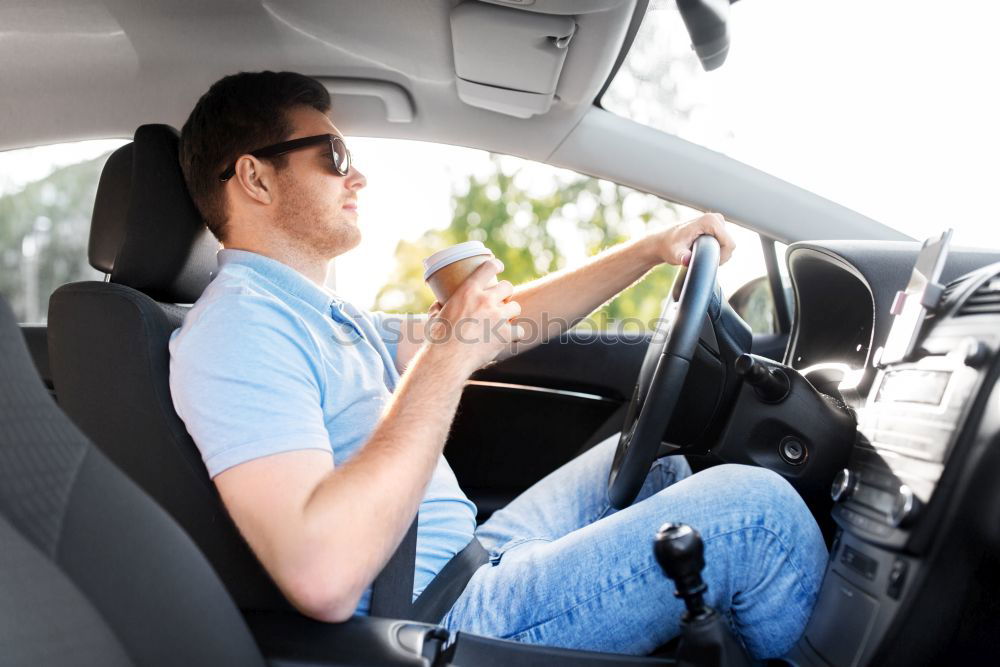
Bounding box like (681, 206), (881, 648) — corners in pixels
(444, 332), (648, 520)
(445, 384), (621, 520)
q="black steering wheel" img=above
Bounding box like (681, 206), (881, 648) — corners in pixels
(608, 235), (721, 509)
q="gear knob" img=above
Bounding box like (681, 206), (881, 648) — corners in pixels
(654, 523), (752, 667)
(655, 523), (708, 618)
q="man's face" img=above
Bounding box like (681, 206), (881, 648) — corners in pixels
(269, 106), (367, 258)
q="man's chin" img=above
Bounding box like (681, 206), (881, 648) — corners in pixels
(344, 220), (362, 249)
(322, 221), (362, 257)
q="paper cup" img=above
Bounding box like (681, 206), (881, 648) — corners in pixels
(423, 241), (496, 302)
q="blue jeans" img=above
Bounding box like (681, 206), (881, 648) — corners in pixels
(442, 435), (828, 659)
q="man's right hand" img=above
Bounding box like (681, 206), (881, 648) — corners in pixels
(427, 258), (523, 374)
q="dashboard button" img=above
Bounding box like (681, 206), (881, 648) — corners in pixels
(888, 484), (919, 528)
(962, 338), (990, 368)
(887, 558), (908, 599)
(841, 545), (878, 580)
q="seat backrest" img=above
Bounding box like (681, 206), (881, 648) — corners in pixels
(20, 324), (55, 399)
(47, 124), (289, 612)
(0, 295), (265, 666)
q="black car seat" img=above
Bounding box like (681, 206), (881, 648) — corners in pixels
(46, 124), (291, 613)
(3, 291), (665, 666)
(0, 295), (266, 666)
(47, 124), (420, 619)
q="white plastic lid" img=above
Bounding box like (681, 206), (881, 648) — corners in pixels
(422, 241), (493, 281)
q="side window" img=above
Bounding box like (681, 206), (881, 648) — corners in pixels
(371, 152), (694, 327)
(0, 140), (127, 323)
(335, 143), (770, 330)
(336, 139), (777, 334)
(716, 224), (773, 333)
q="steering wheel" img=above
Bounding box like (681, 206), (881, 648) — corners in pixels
(608, 235), (721, 509)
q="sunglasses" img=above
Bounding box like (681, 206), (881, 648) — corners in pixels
(218, 133), (351, 182)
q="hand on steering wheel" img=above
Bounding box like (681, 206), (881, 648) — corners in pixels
(608, 235), (721, 509)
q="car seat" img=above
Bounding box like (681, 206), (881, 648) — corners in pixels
(45, 124), (429, 618)
(45, 124), (290, 613)
(0, 294), (266, 666)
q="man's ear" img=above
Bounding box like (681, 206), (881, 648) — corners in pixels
(232, 155), (274, 205)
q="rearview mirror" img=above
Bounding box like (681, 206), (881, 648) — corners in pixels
(676, 0), (732, 71)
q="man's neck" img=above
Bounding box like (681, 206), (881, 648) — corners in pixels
(223, 241), (330, 286)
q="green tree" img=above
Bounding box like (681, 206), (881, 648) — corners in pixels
(0, 155), (108, 322)
(374, 156), (684, 328)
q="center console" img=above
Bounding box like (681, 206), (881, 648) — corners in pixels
(791, 232), (1000, 667)
(834, 343), (983, 546)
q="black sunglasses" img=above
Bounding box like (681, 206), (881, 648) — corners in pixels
(218, 133), (351, 182)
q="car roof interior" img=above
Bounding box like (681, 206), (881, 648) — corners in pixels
(3, 0), (635, 157)
(1, 0), (905, 243)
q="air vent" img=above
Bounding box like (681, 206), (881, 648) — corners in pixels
(940, 277), (966, 304)
(958, 274), (1000, 316)
(924, 276), (967, 320)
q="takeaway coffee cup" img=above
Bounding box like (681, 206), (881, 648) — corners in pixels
(423, 241), (496, 303)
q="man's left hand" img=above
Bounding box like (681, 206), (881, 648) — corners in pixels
(648, 212), (735, 267)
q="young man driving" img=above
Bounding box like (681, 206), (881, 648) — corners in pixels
(170, 71), (827, 659)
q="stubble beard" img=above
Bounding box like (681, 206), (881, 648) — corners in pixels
(275, 184), (361, 261)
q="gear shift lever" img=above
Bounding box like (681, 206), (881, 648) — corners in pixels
(655, 523), (750, 667)
(655, 523), (710, 620)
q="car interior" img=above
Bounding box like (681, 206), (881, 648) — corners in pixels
(3, 1), (1000, 665)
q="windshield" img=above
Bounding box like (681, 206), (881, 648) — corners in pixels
(603, 0), (1000, 248)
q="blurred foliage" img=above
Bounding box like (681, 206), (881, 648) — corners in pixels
(374, 156), (686, 326)
(599, 1), (706, 138)
(0, 156), (107, 322)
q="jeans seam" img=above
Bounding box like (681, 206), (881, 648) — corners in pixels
(499, 523), (814, 642)
(491, 536), (552, 565)
(592, 504), (613, 522)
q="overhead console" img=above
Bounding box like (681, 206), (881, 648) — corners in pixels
(450, 0), (628, 118)
(451, 1), (575, 118)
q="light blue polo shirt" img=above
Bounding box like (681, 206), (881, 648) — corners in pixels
(168, 249), (477, 615)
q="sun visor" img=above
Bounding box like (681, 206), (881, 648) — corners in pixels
(451, 1), (577, 118)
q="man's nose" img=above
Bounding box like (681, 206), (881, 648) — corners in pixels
(346, 166), (367, 191)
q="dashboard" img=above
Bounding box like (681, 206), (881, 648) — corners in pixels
(785, 241), (1000, 397)
(781, 239), (1000, 666)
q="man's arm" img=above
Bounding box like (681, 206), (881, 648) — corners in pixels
(394, 213), (734, 368)
(212, 260), (520, 622)
(508, 213), (733, 353)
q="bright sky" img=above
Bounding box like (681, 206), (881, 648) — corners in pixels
(606, 0), (1000, 249)
(3, 0), (998, 310)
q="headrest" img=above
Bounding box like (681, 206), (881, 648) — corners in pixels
(89, 124), (219, 303)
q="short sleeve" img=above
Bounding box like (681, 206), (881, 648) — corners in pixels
(169, 294), (332, 477)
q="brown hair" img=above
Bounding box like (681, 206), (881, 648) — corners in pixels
(179, 71), (331, 241)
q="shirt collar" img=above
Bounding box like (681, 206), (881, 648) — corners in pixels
(217, 249), (339, 313)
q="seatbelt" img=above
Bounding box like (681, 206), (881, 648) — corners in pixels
(369, 516), (488, 623)
(411, 537), (488, 624)
(369, 517), (418, 618)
